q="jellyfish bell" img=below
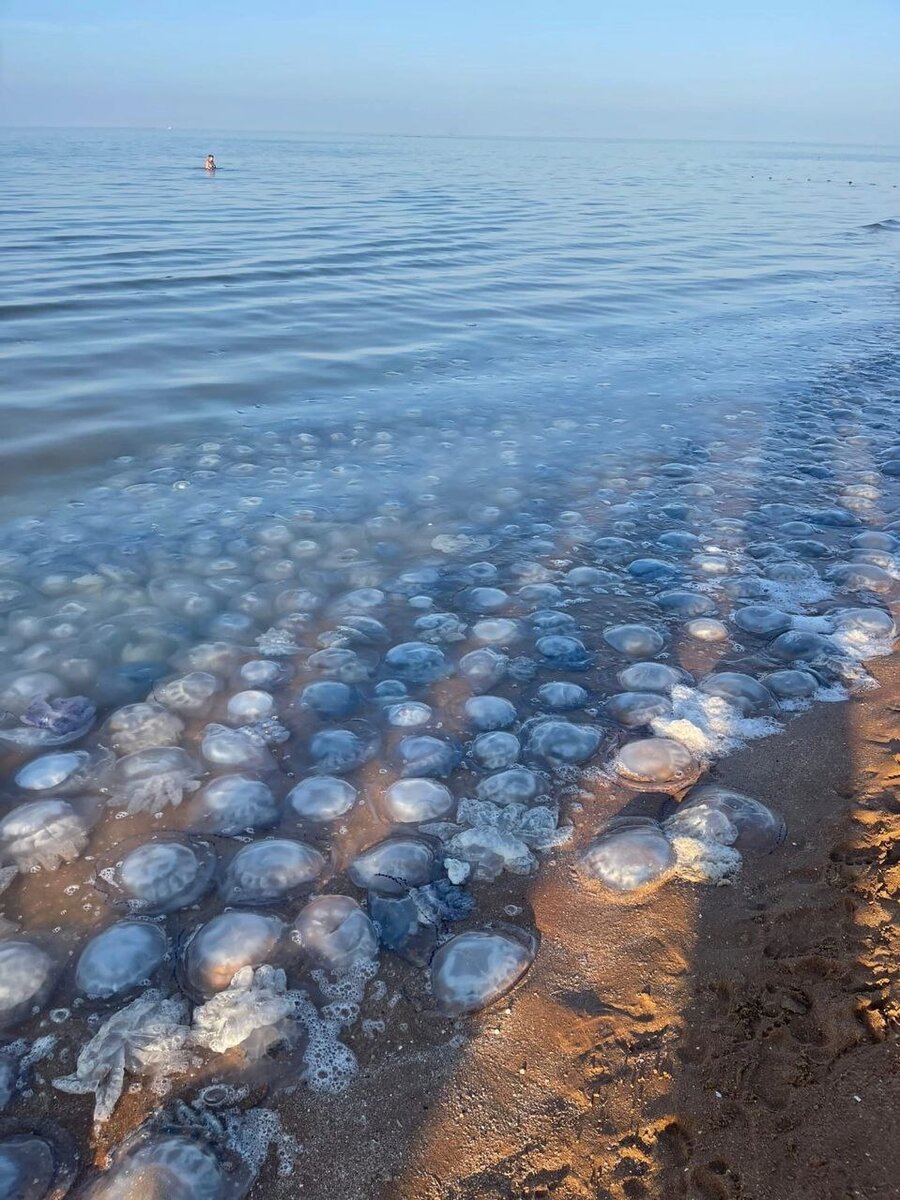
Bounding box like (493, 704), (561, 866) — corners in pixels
(673, 784), (785, 852)
(579, 819), (676, 893)
(383, 641), (447, 684)
(380, 778), (454, 823)
(762, 668), (820, 700)
(534, 681), (589, 711)
(0, 1120), (78, 1200)
(348, 836), (439, 896)
(76, 1129), (245, 1200)
(96, 835), (216, 915)
(523, 718), (607, 770)
(613, 737), (699, 791)
(200, 724), (274, 772)
(0, 941), (57, 1031)
(287, 775), (357, 822)
(101, 702), (184, 755)
(220, 839), (325, 905)
(698, 671), (776, 716)
(470, 731), (521, 771)
(0, 800), (91, 872)
(602, 624), (666, 658)
(14, 747), (114, 797)
(293, 895), (377, 971)
(188, 775), (279, 836)
(430, 927), (536, 1015)
(111, 747), (203, 815)
(296, 680), (360, 720)
(74, 920), (167, 1001)
(474, 767), (546, 805)
(180, 911), (285, 999)
(395, 734), (460, 779)
(152, 671), (222, 716)
(457, 647), (507, 693)
(605, 691), (673, 729)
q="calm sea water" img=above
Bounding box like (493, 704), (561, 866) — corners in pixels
(2, 129), (898, 509)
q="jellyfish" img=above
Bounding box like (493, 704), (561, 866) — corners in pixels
(579, 818), (676, 892)
(673, 784), (785, 852)
(296, 681), (360, 720)
(191, 964), (298, 1059)
(685, 618), (729, 642)
(534, 634), (592, 670)
(762, 668), (820, 700)
(464, 587), (508, 613)
(348, 837), (438, 896)
(153, 671), (222, 716)
(626, 558), (679, 582)
(238, 659), (294, 689)
(613, 737), (698, 789)
(76, 1131), (239, 1200)
(200, 724), (274, 771)
(386, 701), (433, 729)
(225, 690), (276, 724)
(0, 942), (56, 1030)
(111, 747), (203, 815)
(534, 681), (589, 712)
(381, 778), (454, 823)
(220, 839), (324, 905)
(524, 718), (605, 769)
(767, 630), (833, 663)
(413, 612), (468, 644)
(181, 911), (285, 998)
(20, 695), (96, 737)
(654, 590), (716, 618)
(529, 610), (577, 635)
(14, 747), (114, 797)
(0, 1123), (78, 1200)
(457, 647), (508, 693)
(593, 536), (636, 563)
(0, 800), (90, 872)
(430, 929), (535, 1015)
(603, 624), (665, 657)
(475, 766), (546, 805)
(472, 618), (521, 645)
(516, 582), (563, 607)
(396, 735), (460, 779)
(102, 702), (185, 755)
(470, 731), (521, 771)
(189, 775), (279, 835)
(287, 775), (357, 822)
(698, 672), (775, 716)
(564, 566), (614, 590)
(383, 642), (447, 684)
(605, 691), (673, 728)
(75, 920), (168, 1000)
(98, 836), (216, 914)
(445, 825), (536, 881)
(293, 895), (377, 971)
(309, 725), (377, 774)
(826, 562), (892, 593)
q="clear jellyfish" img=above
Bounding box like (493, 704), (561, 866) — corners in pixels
(153, 671), (222, 716)
(534, 635), (592, 670)
(191, 964), (297, 1058)
(386, 701), (433, 729)
(613, 737), (698, 789)
(0, 1123), (77, 1200)
(475, 766), (546, 805)
(76, 1132), (237, 1200)
(383, 642), (447, 684)
(348, 837), (438, 896)
(430, 929), (535, 1015)
(111, 747), (203, 815)
(654, 590), (716, 618)
(225, 690), (276, 724)
(395, 734), (460, 780)
(603, 624), (666, 657)
(293, 895), (377, 971)
(685, 617), (729, 642)
(0, 942), (56, 1030)
(762, 668), (820, 700)
(102, 702), (185, 755)
(189, 775), (279, 835)
(75, 920), (167, 1000)
(287, 775), (357, 821)
(524, 718), (605, 769)
(181, 911), (285, 998)
(99, 836), (216, 914)
(698, 672), (775, 716)
(579, 818), (676, 892)
(296, 680), (360, 720)
(457, 647), (508, 693)
(675, 784), (785, 852)
(14, 747), (114, 797)
(605, 691), (673, 728)
(381, 778), (455, 822)
(239, 659), (294, 690)
(464, 587), (508, 613)
(470, 731), (521, 770)
(472, 618), (521, 645)
(200, 724), (274, 771)
(0, 800), (90, 872)
(413, 612), (468, 644)
(534, 681), (589, 711)
(220, 839), (324, 905)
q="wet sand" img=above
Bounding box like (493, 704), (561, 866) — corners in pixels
(262, 656), (900, 1200)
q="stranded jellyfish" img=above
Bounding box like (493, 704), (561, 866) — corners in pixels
(98, 836), (216, 914)
(654, 589), (716, 618)
(308, 726), (376, 773)
(293, 895), (377, 971)
(524, 718), (604, 769)
(386, 701), (432, 729)
(348, 837), (438, 895)
(152, 671), (221, 716)
(685, 617), (729, 642)
(287, 775), (357, 822)
(189, 775), (279, 835)
(111, 747), (202, 815)
(381, 778), (454, 822)
(296, 681), (360, 720)
(670, 784), (785, 852)
(181, 911), (285, 998)
(605, 692), (673, 728)
(579, 818), (676, 892)
(475, 766), (546, 805)
(613, 737), (698, 789)
(698, 672), (775, 716)
(0, 1122), (77, 1200)
(75, 920), (167, 1000)
(239, 659), (294, 689)
(767, 630), (833, 663)
(200, 724), (274, 771)
(535, 635), (592, 670)
(220, 839), (325, 905)
(0, 800), (90, 872)
(430, 928), (535, 1015)
(457, 648), (507, 692)
(603, 624), (666, 657)
(0, 942), (56, 1030)
(763, 669), (820, 700)
(470, 731), (520, 770)
(77, 1132), (239, 1200)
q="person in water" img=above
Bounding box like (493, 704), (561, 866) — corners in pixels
(205, 154), (216, 171)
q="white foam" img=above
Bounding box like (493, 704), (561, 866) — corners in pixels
(650, 685), (781, 761)
(669, 835), (743, 884)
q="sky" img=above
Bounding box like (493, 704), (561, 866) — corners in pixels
(1, 0), (898, 144)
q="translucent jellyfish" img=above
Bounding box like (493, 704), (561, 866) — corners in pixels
(675, 784), (785, 852)
(767, 630), (833, 663)
(153, 671), (222, 716)
(383, 642), (447, 684)
(731, 605), (792, 636)
(0, 672), (64, 716)
(396, 734), (460, 779)
(851, 531), (898, 552)
(606, 691), (673, 728)
(463, 695), (517, 732)
(475, 767), (546, 805)
(349, 837), (438, 895)
(613, 737), (698, 789)
(293, 895), (377, 970)
(13, 749), (109, 800)
(220, 839), (324, 905)
(111, 747), (203, 815)
(99, 836), (216, 914)
(413, 612), (467, 644)
(53, 990), (192, 1123)
(529, 609), (577, 634)
(472, 618), (521, 645)
(826, 562), (893, 593)
(457, 647), (507, 692)
(0, 1123), (77, 1200)
(386, 701), (433, 728)
(464, 586), (508, 613)
(657, 531), (701, 552)
(296, 681), (359, 721)
(654, 589), (716, 617)
(626, 558), (679, 582)
(239, 659), (294, 689)
(829, 606), (895, 657)
(381, 778), (455, 822)
(470, 731), (521, 770)
(287, 775), (357, 821)
(603, 624), (665, 657)
(0, 942), (56, 1030)
(102, 702), (185, 755)
(77, 1132), (238, 1200)
(516, 582), (563, 607)
(181, 911), (285, 998)
(685, 618), (729, 642)
(75, 920), (167, 1000)
(564, 566), (614, 590)
(430, 929), (535, 1015)
(225, 690), (276, 724)
(534, 682), (588, 713)
(524, 719), (604, 769)
(20, 695), (96, 737)
(0, 800), (89, 871)
(698, 672), (775, 716)
(192, 964), (296, 1057)
(200, 724), (274, 771)
(762, 668), (820, 700)
(534, 634), (592, 671)
(579, 818), (676, 892)
(189, 775), (279, 835)
(593, 536), (636, 563)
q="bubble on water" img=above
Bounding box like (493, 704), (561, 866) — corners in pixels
(294, 895), (377, 971)
(613, 736), (699, 789)
(220, 839), (324, 905)
(381, 778), (454, 822)
(0, 800), (90, 872)
(296, 680), (360, 720)
(200, 724), (274, 771)
(102, 702), (185, 755)
(0, 942), (56, 1030)
(396, 734), (460, 779)
(349, 837), (439, 895)
(603, 623), (665, 657)
(181, 911), (285, 999)
(579, 818), (676, 892)
(112, 746), (203, 815)
(287, 775), (357, 821)
(100, 836), (216, 914)
(189, 775), (279, 836)
(75, 920), (167, 1000)
(651, 684), (780, 759)
(153, 671), (222, 716)
(605, 691), (673, 728)
(524, 718), (605, 769)
(430, 928), (535, 1015)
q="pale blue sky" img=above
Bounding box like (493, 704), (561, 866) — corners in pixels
(2, 0), (898, 143)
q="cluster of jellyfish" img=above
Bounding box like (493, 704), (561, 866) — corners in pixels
(0, 387), (898, 1196)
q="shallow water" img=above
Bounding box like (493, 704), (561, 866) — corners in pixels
(1, 129), (900, 1194)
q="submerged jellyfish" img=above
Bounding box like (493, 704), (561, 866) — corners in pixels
(21, 695), (95, 736)
(430, 928), (535, 1015)
(627, 558), (679, 582)
(603, 624), (665, 658)
(293, 895), (377, 970)
(77, 1132), (240, 1200)
(0, 800), (90, 871)
(220, 839), (324, 905)
(470, 731), (521, 770)
(579, 818), (676, 892)
(75, 920), (167, 1000)
(464, 586), (508, 613)
(767, 630), (833, 663)
(308, 725), (377, 773)
(225, 690), (275, 724)
(349, 837), (438, 896)
(296, 680), (360, 720)
(181, 911), (285, 998)
(613, 737), (698, 789)
(381, 778), (454, 822)
(386, 700), (433, 729)
(673, 784), (785, 852)
(102, 702), (184, 755)
(239, 659), (294, 689)
(475, 767), (545, 805)
(763, 668), (820, 700)
(529, 609), (577, 635)
(685, 618), (729, 642)
(0, 941), (56, 1030)
(698, 672), (775, 716)
(396, 735), (460, 779)
(535, 635), (592, 670)
(111, 747), (203, 815)
(189, 775), (279, 835)
(14, 747), (113, 797)
(0, 1123), (77, 1200)
(654, 590), (716, 618)
(200, 723), (274, 771)
(472, 618), (521, 645)
(153, 671), (222, 716)
(605, 691), (673, 728)
(287, 775), (357, 821)
(535, 681), (589, 711)
(457, 647), (507, 693)
(99, 836), (216, 914)
(414, 612), (468, 644)
(826, 562), (893, 593)
(383, 642), (447, 684)
(524, 719), (604, 769)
